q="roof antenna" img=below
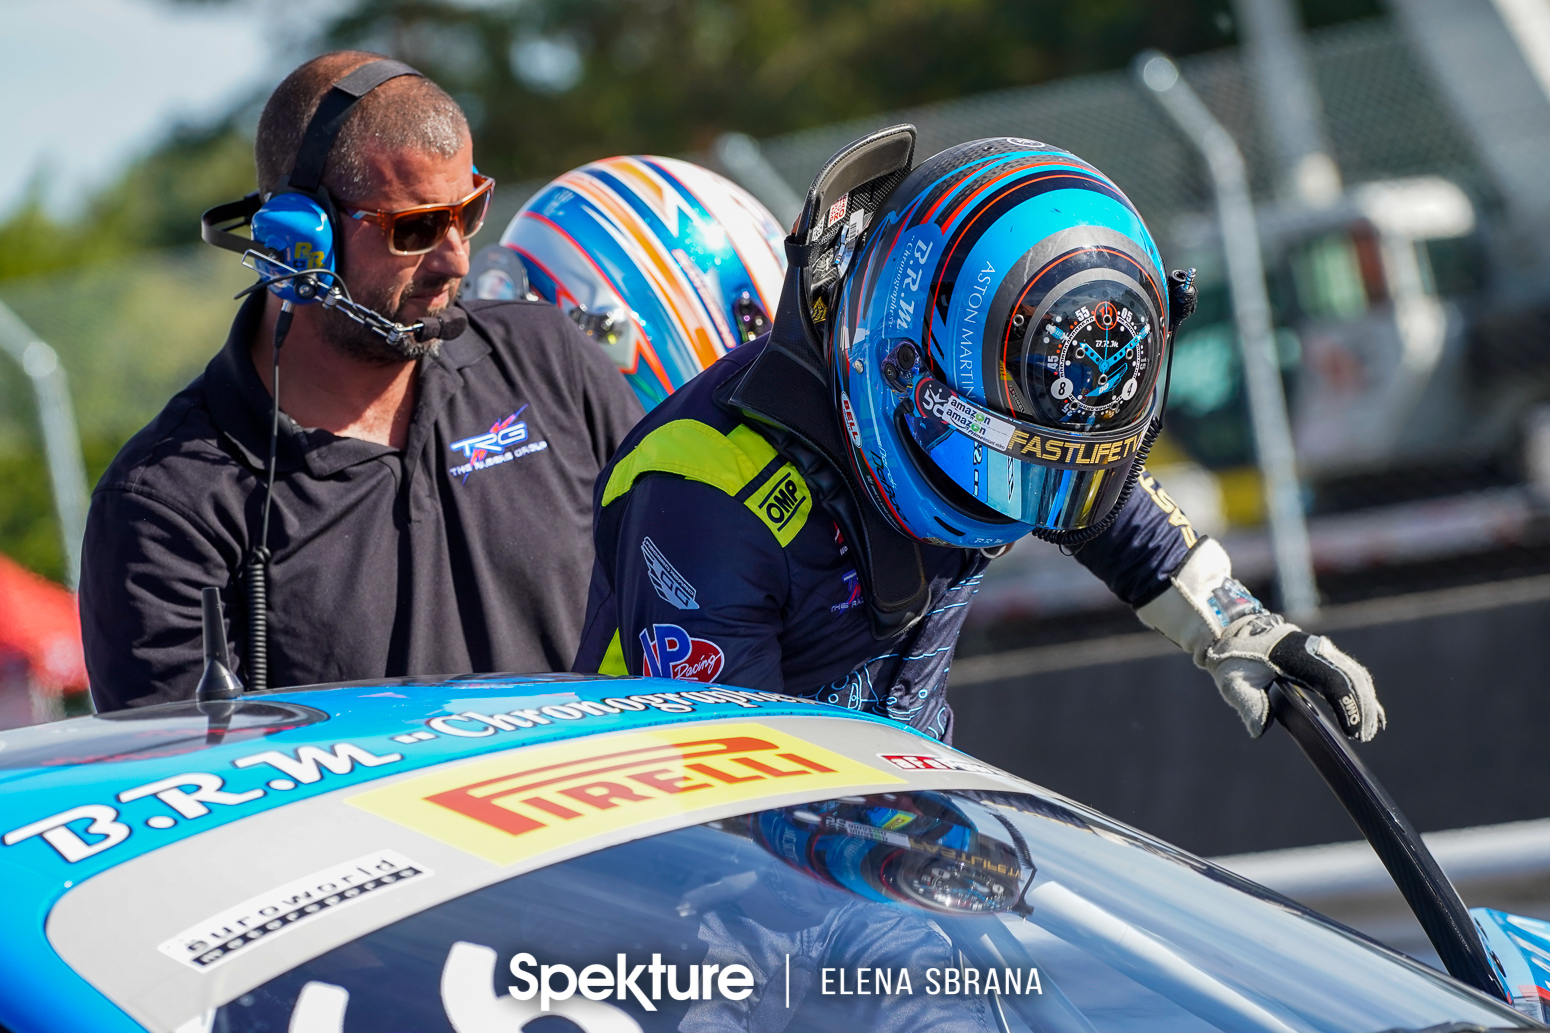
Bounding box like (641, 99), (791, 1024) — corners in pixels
(196, 587), (243, 743)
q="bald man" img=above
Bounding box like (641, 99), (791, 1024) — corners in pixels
(80, 52), (643, 708)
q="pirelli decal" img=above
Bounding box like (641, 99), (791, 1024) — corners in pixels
(1136, 469), (1198, 549)
(746, 464), (811, 546)
(348, 723), (902, 866)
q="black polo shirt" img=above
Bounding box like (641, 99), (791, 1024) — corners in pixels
(79, 294), (643, 709)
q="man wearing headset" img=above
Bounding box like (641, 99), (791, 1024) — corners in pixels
(576, 128), (1386, 746)
(79, 52), (643, 708)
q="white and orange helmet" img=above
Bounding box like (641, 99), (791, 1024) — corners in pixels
(500, 156), (787, 409)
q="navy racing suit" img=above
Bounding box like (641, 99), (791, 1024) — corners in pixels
(573, 335), (1201, 742)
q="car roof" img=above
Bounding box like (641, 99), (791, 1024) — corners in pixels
(0, 675), (953, 1032)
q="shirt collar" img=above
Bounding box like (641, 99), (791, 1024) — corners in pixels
(203, 293), (489, 478)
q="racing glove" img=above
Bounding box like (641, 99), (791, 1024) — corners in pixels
(1136, 538), (1385, 742)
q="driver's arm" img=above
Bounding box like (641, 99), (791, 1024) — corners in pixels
(1068, 466), (1198, 608)
(1074, 467), (1384, 742)
(575, 473), (790, 690)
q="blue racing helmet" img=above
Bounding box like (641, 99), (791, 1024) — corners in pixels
(829, 138), (1171, 547)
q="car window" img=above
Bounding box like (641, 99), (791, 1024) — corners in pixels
(205, 789), (1526, 1033)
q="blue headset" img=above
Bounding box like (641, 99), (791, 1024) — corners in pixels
(201, 59), (424, 304)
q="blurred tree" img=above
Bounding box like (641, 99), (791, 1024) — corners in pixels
(0, 118), (255, 282)
(0, 439), (119, 584)
(2, 0), (1383, 272)
(328, 0), (1234, 183)
(89, 120), (256, 253)
(193, 0), (1378, 188)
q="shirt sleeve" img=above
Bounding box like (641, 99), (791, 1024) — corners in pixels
(1071, 467), (1200, 608)
(79, 487), (237, 710)
(589, 474), (790, 692)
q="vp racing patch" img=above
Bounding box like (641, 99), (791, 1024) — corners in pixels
(640, 623), (723, 683)
(449, 405), (549, 482)
(642, 537), (698, 610)
(348, 723), (902, 865)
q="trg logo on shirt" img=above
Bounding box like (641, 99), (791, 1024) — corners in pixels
(449, 405), (550, 482)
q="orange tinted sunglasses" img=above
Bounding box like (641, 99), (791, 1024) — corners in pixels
(342, 174), (495, 256)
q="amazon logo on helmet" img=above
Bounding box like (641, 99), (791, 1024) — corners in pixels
(815, 136), (1178, 549)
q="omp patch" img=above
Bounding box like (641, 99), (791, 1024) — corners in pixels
(157, 851), (428, 971)
(348, 723), (903, 866)
(745, 464), (810, 546)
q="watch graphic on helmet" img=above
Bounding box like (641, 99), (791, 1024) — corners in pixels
(812, 136), (1173, 548)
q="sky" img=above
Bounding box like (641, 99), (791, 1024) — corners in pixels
(0, 0), (294, 218)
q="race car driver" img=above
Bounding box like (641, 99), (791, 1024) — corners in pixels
(575, 128), (1385, 745)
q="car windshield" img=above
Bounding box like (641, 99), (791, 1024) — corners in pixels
(211, 789), (1526, 1032)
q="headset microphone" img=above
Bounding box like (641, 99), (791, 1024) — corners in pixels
(416, 308), (468, 343)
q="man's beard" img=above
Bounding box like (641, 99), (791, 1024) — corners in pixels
(322, 274), (461, 364)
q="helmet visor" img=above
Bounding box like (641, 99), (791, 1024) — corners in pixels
(902, 375), (1154, 530)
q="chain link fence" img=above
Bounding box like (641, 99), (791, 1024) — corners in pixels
(755, 18), (1498, 244)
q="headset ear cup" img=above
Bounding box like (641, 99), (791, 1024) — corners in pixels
(250, 191), (339, 305)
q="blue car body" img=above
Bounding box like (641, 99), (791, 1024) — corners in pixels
(0, 675), (1537, 1033)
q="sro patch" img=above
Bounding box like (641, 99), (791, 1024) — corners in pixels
(746, 464), (811, 546)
